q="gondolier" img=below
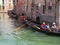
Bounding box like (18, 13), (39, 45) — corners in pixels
(19, 13), (25, 23)
(35, 10), (40, 23)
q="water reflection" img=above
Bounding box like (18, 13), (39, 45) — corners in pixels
(0, 13), (17, 39)
(0, 13), (15, 28)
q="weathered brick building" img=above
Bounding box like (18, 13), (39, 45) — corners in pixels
(14, 0), (60, 26)
(13, 0), (25, 15)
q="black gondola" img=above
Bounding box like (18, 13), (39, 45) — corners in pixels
(8, 10), (18, 19)
(25, 20), (60, 36)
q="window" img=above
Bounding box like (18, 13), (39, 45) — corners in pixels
(2, 0), (4, 4)
(43, 5), (46, 14)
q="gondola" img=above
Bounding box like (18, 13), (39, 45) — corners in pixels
(25, 20), (60, 36)
(8, 10), (18, 19)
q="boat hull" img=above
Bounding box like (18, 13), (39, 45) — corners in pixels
(26, 21), (60, 36)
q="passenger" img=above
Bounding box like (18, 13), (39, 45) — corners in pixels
(46, 23), (51, 31)
(55, 26), (60, 33)
(41, 22), (48, 30)
(51, 22), (57, 32)
(57, 29), (60, 32)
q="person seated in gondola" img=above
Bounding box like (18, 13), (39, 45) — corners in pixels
(55, 26), (60, 33)
(51, 22), (57, 32)
(41, 22), (48, 30)
(57, 29), (60, 33)
(46, 23), (51, 31)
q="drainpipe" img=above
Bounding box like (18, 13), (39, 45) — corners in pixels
(31, 0), (35, 20)
(26, 0), (28, 13)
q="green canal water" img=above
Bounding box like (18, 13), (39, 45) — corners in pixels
(0, 13), (60, 45)
(0, 27), (60, 45)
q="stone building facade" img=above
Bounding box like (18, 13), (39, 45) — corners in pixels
(25, 0), (45, 20)
(14, 0), (26, 15)
(15, 0), (60, 26)
(41, 0), (56, 24)
(0, 0), (13, 12)
(15, 0), (45, 18)
(26, 0), (56, 23)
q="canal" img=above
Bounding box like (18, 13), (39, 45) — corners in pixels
(0, 13), (60, 45)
